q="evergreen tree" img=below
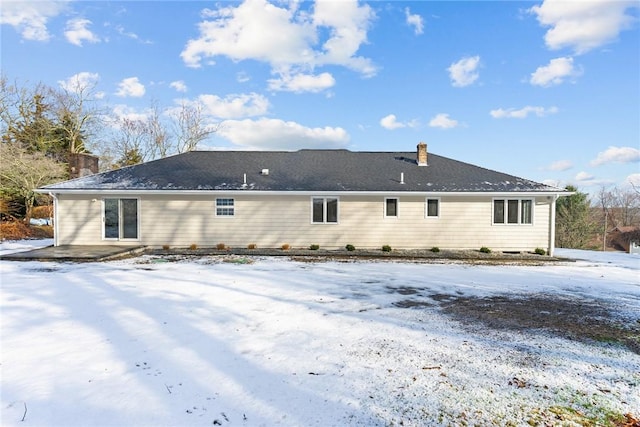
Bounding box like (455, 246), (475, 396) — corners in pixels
(555, 185), (597, 249)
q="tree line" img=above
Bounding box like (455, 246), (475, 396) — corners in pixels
(556, 185), (640, 250)
(0, 74), (216, 222)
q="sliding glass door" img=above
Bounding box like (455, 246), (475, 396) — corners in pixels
(104, 198), (138, 240)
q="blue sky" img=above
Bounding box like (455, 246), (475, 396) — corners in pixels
(2, 0), (639, 194)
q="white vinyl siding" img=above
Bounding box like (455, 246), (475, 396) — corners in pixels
(53, 194), (552, 252)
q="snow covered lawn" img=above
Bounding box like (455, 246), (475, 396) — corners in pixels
(1, 241), (639, 426)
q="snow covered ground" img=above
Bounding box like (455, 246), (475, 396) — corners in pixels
(1, 240), (638, 426)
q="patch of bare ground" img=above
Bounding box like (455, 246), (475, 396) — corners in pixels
(438, 293), (640, 355)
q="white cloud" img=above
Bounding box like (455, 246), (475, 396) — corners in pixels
(181, 0), (376, 79)
(312, 0), (376, 76)
(546, 159), (574, 171)
(529, 0), (637, 54)
(170, 80), (188, 93)
(405, 7), (424, 35)
(217, 118), (349, 150)
(530, 56), (582, 87)
(64, 18), (100, 46)
(447, 55), (480, 87)
(110, 104), (150, 123)
(196, 93), (270, 119)
(380, 114), (403, 130)
(627, 173), (640, 187)
(428, 113), (459, 129)
(58, 72), (104, 97)
(490, 105), (559, 119)
(268, 72), (335, 93)
(114, 24), (151, 44)
(115, 77), (146, 98)
(575, 171), (594, 181)
(380, 114), (418, 130)
(0, 0), (68, 41)
(236, 72), (251, 83)
(590, 146), (640, 166)
(58, 72), (99, 91)
(572, 171), (614, 187)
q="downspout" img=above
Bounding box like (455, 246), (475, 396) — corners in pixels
(548, 194), (558, 257)
(49, 192), (59, 247)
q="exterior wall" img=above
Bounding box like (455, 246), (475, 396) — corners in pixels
(54, 193), (552, 252)
(55, 194), (104, 245)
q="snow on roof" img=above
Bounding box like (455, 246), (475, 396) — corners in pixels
(41, 149), (565, 193)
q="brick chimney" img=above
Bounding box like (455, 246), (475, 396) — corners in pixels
(417, 142), (428, 166)
(69, 153), (99, 179)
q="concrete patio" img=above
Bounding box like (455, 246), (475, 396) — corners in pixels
(0, 245), (146, 262)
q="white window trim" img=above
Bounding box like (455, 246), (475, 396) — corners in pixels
(215, 198), (235, 217)
(102, 197), (141, 241)
(384, 197), (399, 219)
(310, 196), (340, 224)
(492, 198), (534, 226)
(425, 197), (440, 219)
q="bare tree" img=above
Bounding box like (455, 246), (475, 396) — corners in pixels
(597, 185), (640, 228)
(171, 101), (217, 153)
(0, 143), (67, 223)
(612, 187), (640, 227)
(53, 73), (105, 155)
(111, 117), (155, 167)
(147, 101), (171, 159)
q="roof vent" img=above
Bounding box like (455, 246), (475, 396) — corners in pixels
(261, 168), (269, 176)
(417, 142), (428, 166)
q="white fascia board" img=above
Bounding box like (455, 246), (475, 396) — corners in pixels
(39, 189), (570, 197)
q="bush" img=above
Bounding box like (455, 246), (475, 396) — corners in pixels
(430, 246), (440, 253)
(189, 243), (198, 250)
(382, 244), (392, 252)
(247, 243), (257, 249)
(345, 244), (356, 251)
(309, 244), (320, 250)
(281, 243), (290, 250)
(534, 247), (546, 255)
(0, 221), (52, 240)
(216, 243), (226, 250)
(479, 246), (491, 253)
(31, 205), (53, 218)
(162, 244), (170, 250)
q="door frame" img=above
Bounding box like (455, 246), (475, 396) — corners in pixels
(102, 197), (140, 241)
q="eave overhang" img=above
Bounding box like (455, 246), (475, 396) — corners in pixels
(37, 188), (571, 198)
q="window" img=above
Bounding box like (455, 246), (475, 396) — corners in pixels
(507, 200), (519, 224)
(521, 200), (532, 224)
(104, 198), (138, 240)
(385, 198), (398, 218)
(426, 198), (440, 218)
(216, 198), (235, 216)
(312, 197), (338, 223)
(493, 199), (533, 225)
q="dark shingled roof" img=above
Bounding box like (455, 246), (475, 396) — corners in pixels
(42, 149), (562, 193)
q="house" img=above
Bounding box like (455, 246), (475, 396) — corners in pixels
(609, 226), (640, 254)
(37, 143), (568, 255)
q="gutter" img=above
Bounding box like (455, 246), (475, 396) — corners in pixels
(35, 189), (572, 198)
(48, 192), (59, 247)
